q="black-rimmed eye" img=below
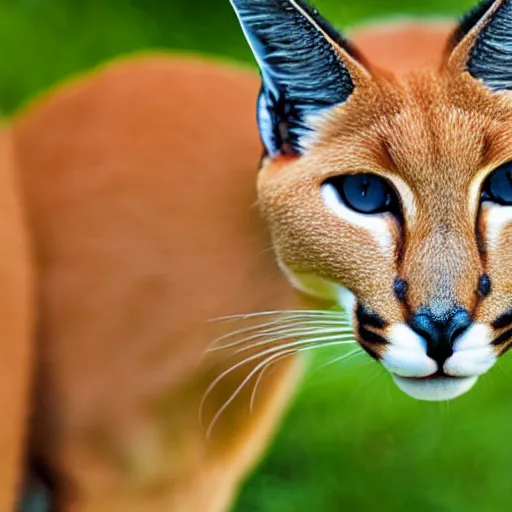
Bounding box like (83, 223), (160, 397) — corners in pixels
(324, 174), (399, 214)
(482, 162), (512, 205)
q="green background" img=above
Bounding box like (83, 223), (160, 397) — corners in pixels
(5, 0), (512, 511)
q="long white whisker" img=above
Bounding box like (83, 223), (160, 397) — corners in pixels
(232, 331), (355, 355)
(200, 337), (356, 430)
(210, 309), (346, 323)
(205, 340), (357, 438)
(250, 352), (296, 414)
(206, 349), (296, 438)
(206, 337), (356, 403)
(228, 335), (355, 363)
(315, 348), (364, 373)
(209, 317), (351, 349)
(209, 315), (310, 346)
(209, 324), (353, 353)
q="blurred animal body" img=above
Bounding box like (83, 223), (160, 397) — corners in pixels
(4, 0), (512, 509)
(0, 130), (33, 511)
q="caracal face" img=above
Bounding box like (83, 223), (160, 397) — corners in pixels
(230, 0), (512, 401)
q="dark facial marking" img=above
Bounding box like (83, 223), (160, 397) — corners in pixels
(360, 343), (381, 361)
(358, 325), (387, 345)
(478, 274), (492, 298)
(356, 304), (387, 329)
(492, 308), (512, 330)
(492, 327), (512, 347)
(393, 278), (408, 302)
(356, 304), (387, 359)
(449, 0), (496, 50)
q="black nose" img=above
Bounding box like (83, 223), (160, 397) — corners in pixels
(410, 306), (472, 366)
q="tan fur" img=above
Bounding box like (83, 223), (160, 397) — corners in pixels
(0, 129), (33, 510)
(7, 17), (508, 511)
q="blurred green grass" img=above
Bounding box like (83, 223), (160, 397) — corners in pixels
(4, 0), (512, 511)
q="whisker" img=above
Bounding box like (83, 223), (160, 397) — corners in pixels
(205, 340), (357, 438)
(201, 339), (356, 432)
(210, 309), (347, 323)
(209, 324), (353, 353)
(205, 349), (296, 438)
(209, 316), (306, 346)
(204, 336), (357, 406)
(315, 348), (364, 372)
(250, 351), (296, 414)
(209, 317), (351, 349)
(232, 331), (355, 355)
(228, 335), (356, 365)
(301, 348), (363, 393)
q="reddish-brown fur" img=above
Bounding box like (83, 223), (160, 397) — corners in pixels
(6, 19), (498, 511)
(0, 130), (33, 510)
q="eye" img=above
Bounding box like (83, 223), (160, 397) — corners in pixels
(323, 174), (399, 215)
(482, 162), (512, 205)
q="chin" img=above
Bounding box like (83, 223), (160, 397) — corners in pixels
(391, 374), (479, 402)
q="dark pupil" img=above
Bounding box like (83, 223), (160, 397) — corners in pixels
(340, 174), (390, 214)
(487, 164), (512, 204)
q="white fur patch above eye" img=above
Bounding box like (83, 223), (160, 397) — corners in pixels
(482, 203), (512, 250)
(321, 183), (394, 253)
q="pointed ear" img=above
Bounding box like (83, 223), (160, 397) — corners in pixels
(230, 0), (371, 156)
(447, 0), (512, 92)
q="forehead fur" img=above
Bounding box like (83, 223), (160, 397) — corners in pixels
(315, 68), (512, 196)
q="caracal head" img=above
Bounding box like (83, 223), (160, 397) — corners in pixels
(230, 0), (512, 401)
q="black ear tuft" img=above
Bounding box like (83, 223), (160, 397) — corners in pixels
(230, 0), (365, 156)
(468, 0), (512, 91)
(454, 0), (512, 92)
(450, 0), (496, 49)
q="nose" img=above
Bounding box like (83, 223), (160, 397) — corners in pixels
(410, 306), (472, 367)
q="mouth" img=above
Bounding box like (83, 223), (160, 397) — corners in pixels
(391, 373), (479, 401)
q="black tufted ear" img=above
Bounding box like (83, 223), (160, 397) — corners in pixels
(449, 0), (512, 92)
(448, 0), (496, 49)
(230, 0), (369, 156)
